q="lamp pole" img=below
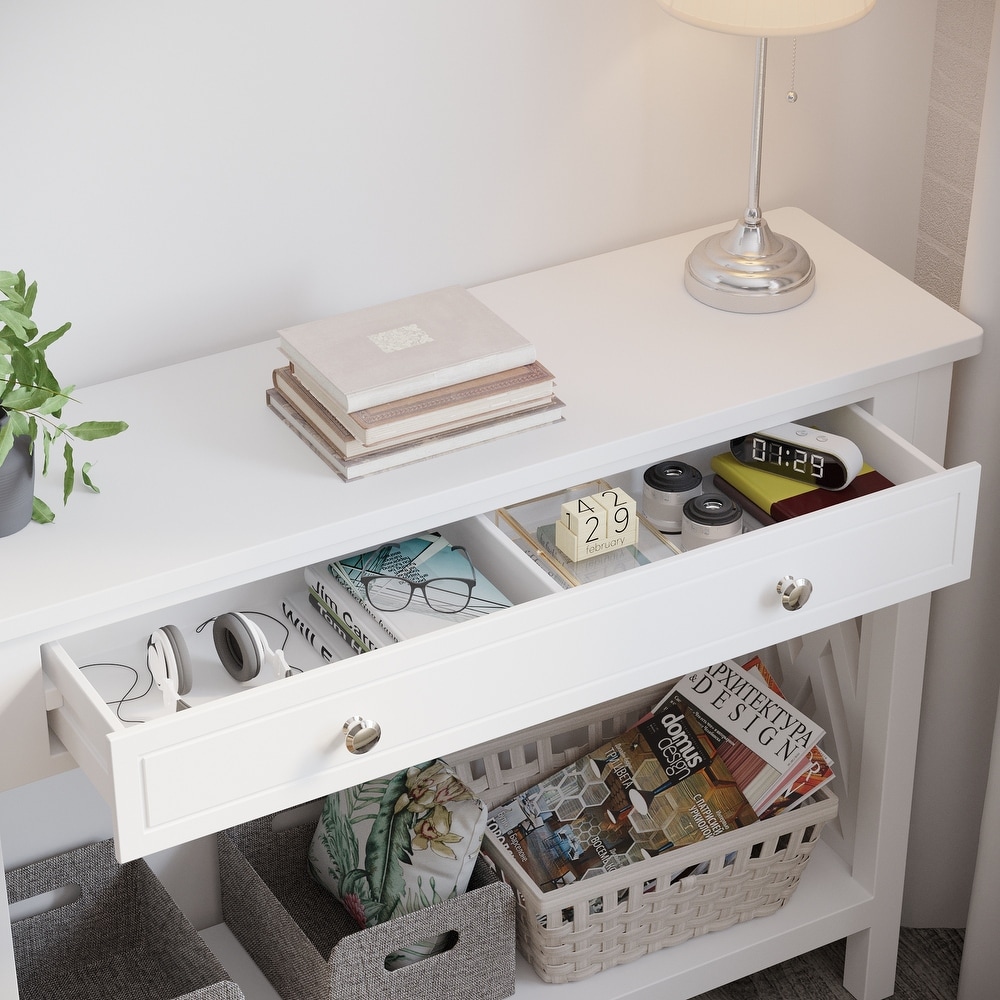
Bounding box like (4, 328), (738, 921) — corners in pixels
(744, 36), (767, 230)
(683, 34), (815, 312)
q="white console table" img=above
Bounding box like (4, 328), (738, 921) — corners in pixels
(0, 209), (983, 1000)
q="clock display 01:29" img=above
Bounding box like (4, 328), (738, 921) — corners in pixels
(730, 434), (849, 489)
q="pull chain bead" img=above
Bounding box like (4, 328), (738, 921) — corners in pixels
(787, 36), (798, 103)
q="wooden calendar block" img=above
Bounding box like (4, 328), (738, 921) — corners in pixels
(559, 495), (607, 545)
(593, 486), (638, 544)
(555, 518), (593, 562)
(556, 486), (638, 561)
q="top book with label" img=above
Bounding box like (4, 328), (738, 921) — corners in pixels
(278, 285), (537, 412)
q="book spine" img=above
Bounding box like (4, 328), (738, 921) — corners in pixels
(308, 589), (380, 656)
(305, 564), (398, 646)
(324, 561), (401, 643)
(279, 596), (342, 663)
(742, 656), (835, 816)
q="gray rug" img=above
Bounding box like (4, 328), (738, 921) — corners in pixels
(694, 928), (964, 999)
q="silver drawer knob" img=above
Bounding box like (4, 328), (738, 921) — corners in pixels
(343, 716), (382, 754)
(777, 576), (813, 611)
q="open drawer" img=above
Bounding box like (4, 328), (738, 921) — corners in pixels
(42, 405), (979, 861)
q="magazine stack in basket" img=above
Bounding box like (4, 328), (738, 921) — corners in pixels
(448, 656), (839, 983)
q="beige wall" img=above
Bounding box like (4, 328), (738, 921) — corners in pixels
(906, 0), (1000, 928)
(915, 0), (997, 307)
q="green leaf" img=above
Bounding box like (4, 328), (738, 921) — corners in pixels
(317, 796), (362, 878)
(35, 389), (72, 417)
(0, 417), (13, 467)
(62, 440), (74, 505)
(42, 427), (52, 476)
(364, 770), (416, 922)
(32, 355), (69, 401)
(31, 496), (54, 523)
(340, 867), (374, 901)
(6, 408), (29, 434)
(0, 303), (35, 341)
(33, 321), (71, 354)
(0, 337), (18, 363)
(6, 351), (38, 399)
(0, 271), (21, 297)
(65, 419), (129, 441)
(22, 277), (37, 318)
(2, 385), (53, 412)
(81, 461), (99, 493)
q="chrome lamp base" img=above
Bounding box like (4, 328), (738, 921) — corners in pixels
(684, 216), (816, 314)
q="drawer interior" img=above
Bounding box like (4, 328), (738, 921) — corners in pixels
(494, 403), (945, 588)
(46, 402), (950, 731)
(47, 406), (941, 731)
(47, 514), (562, 731)
(39, 401), (978, 861)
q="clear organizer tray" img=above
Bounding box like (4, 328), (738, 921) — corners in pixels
(495, 473), (768, 589)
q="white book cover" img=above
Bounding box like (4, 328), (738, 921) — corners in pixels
(654, 661), (826, 815)
(278, 285), (537, 411)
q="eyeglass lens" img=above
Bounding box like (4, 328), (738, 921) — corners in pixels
(365, 576), (473, 613)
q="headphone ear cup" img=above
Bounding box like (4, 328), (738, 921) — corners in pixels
(212, 612), (264, 683)
(156, 624), (193, 697)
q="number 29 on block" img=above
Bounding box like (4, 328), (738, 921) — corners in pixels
(555, 487), (638, 562)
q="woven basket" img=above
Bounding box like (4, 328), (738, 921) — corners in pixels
(5, 839), (243, 1000)
(447, 681), (839, 984)
(218, 805), (516, 1000)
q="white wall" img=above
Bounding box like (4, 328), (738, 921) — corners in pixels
(3, 0), (933, 388)
(6, 0), (974, 925)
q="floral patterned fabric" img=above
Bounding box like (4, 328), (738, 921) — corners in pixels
(307, 759), (488, 968)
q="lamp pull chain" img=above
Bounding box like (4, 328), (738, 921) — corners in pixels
(787, 37), (798, 103)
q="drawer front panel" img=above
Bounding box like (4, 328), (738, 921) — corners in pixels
(45, 417), (980, 860)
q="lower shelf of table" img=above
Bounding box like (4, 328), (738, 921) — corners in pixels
(200, 840), (873, 1000)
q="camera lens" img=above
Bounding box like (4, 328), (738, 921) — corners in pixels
(642, 461), (702, 533)
(681, 492), (743, 549)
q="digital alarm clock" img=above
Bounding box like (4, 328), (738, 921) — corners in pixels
(729, 422), (863, 491)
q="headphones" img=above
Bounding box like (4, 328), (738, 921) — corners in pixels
(146, 612), (293, 713)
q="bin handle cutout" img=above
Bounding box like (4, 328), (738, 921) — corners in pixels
(8, 883), (82, 923)
(383, 929), (459, 971)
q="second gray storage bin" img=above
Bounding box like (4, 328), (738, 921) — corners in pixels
(218, 804), (516, 1000)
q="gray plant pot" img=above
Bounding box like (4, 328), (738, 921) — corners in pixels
(0, 407), (34, 536)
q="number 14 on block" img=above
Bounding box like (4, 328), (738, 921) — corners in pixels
(555, 487), (638, 562)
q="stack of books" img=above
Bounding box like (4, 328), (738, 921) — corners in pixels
(267, 285), (564, 479)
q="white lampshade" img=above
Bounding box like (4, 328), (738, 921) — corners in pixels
(656, 0), (876, 36)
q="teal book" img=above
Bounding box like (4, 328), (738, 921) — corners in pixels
(327, 531), (513, 642)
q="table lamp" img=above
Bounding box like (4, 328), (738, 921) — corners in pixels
(656, 0), (876, 313)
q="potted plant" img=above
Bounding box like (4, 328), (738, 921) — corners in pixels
(0, 269), (128, 532)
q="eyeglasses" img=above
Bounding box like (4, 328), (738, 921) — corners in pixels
(360, 545), (477, 614)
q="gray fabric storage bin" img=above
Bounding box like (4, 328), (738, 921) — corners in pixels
(218, 804), (516, 1000)
(5, 838), (244, 1000)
